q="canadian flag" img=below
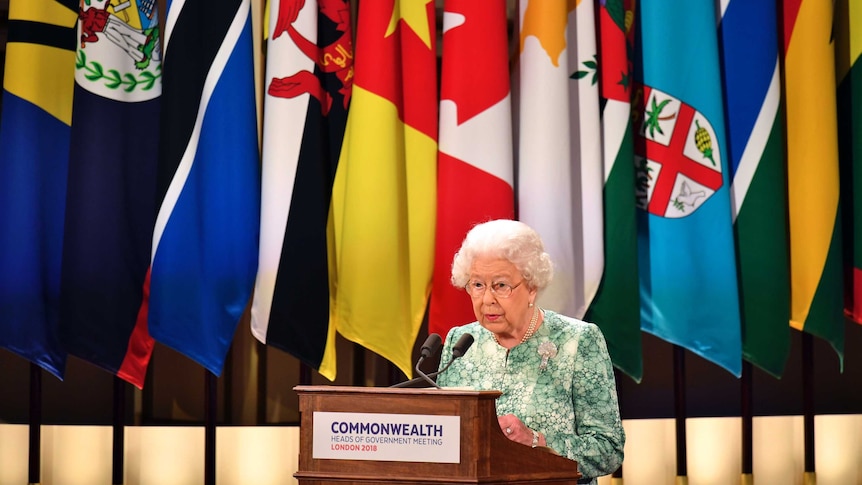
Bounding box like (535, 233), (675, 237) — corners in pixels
(429, 0), (515, 338)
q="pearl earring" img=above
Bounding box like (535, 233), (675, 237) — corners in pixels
(528, 302), (534, 307)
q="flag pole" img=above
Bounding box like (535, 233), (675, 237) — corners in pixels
(257, 341), (267, 423)
(673, 345), (688, 485)
(611, 368), (624, 485)
(611, 466), (623, 485)
(741, 360), (753, 485)
(353, 344), (366, 387)
(300, 362), (312, 386)
(801, 333), (816, 485)
(112, 376), (126, 485)
(205, 370), (217, 485)
(28, 363), (41, 485)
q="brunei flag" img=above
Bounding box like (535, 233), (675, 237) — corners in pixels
(719, 0), (790, 378)
(149, 0), (260, 375)
(58, 0), (160, 389)
(251, 0), (353, 380)
(784, 0), (844, 367)
(583, 0), (643, 382)
(429, 0), (514, 339)
(0, 0), (77, 378)
(330, 0), (437, 379)
(837, 0), (862, 327)
(515, 0), (603, 320)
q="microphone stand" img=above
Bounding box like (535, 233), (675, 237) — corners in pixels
(390, 339), (471, 388)
(413, 356), (440, 388)
(390, 333), (475, 388)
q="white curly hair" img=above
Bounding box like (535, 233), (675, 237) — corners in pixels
(450, 219), (554, 290)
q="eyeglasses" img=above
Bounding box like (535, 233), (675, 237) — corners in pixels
(465, 280), (523, 299)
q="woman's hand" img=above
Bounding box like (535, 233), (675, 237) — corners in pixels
(498, 413), (545, 447)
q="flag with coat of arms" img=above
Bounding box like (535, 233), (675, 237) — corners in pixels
(59, 0), (160, 389)
(635, 0), (742, 376)
(252, 0), (354, 380)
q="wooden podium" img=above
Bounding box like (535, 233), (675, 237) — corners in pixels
(295, 385), (582, 484)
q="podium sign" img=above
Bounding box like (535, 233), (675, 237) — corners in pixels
(295, 386), (581, 484)
(312, 411), (461, 463)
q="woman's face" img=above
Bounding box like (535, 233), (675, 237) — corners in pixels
(467, 256), (537, 339)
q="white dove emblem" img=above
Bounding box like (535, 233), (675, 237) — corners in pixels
(676, 180), (705, 208)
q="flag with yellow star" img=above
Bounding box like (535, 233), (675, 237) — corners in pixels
(329, 0), (438, 379)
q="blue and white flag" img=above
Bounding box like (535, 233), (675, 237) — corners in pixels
(149, 0), (260, 375)
(635, 0), (742, 375)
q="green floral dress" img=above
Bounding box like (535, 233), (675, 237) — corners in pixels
(436, 310), (625, 484)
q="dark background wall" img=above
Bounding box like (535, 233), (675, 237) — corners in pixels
(2, 316), (861, 426)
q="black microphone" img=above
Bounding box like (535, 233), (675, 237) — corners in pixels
(434, 333), (474, 378)
(390, 333), (474, 388)
(451, 333), (475, 358)
(390, 333), (442, 388)
(419, 333), (443, 361)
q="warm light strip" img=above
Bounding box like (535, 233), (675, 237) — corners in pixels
(1, 417), (860, 485)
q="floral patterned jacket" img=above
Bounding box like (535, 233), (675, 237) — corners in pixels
(436, 310), (625, 484)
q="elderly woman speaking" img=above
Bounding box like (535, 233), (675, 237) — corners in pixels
(435, 219), (625, 484)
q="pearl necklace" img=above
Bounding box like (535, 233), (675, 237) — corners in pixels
(494, 306), (539, 346)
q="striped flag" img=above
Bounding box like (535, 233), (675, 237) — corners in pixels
(783, 0), (844, 366)
(515, 0), (603, 319)
(330, 0), (437, 379)
(636, 0), (742, 376)
(719, 0), (790, 378)
(149, 0), (260, 375)
(0, 0), (77, 378)
(58, 0), (160, 389)
(583, 0), (643, 382)
(429, 0), (514, 338)
(837, 0), (862, 327)
(251, 0), (353, 380)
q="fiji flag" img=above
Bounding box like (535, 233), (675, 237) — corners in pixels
(0, 0), (77, 378)
(59, 0), (160, 389)
(635, 0), (742, 375)
(149, 0), (260, 375)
